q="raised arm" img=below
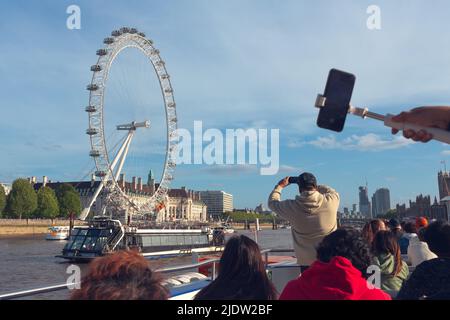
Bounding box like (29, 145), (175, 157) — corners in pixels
(268, 177), (297, 221)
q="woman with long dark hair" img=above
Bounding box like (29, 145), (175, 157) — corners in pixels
(372, 231), (409, 292)
(362, 219), (387, 245)
(195, 235), (277, 300)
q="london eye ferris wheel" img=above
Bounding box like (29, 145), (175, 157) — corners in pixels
(80, 27), (177, 220)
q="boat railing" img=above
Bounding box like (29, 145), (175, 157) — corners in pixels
(109, 225), (125, 251)
(0, 248), (295, 300)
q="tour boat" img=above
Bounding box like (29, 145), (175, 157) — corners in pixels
(57, 217), (225, 262)
(46, 226), (70, 240)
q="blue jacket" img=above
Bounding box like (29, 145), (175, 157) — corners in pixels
(399, 233), (417, 255)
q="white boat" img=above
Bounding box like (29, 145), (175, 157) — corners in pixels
(46, 226), (70, 240)
(224, 227), (235, 234)
(214, 225), (235, 234)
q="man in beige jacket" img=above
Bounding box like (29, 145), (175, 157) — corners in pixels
(268, 173), (339, 269)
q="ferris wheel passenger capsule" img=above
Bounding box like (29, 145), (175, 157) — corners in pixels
(155, 60), (165, 67)
(129, 28), (138, 34)
(89, 150), (101, 157)
(85, 105), (97, 112)
(103, 37), (114, 45)
(90, 65), (102, 72)
(120, 27), (130, 33)
(87, 84), (99, 91)
(137, 32), (146, 37)
(168, 160), (176, 167)
(95, 171), (107, 178)
(86, 128), (99, 135)
(96, 49), (108, 56)
(111, 30), (122, 37)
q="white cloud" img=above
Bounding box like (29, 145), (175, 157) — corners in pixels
(441, 150), (450, 156)
(200, 164), (300, 176)
(201, 164), (258, 175)
(278, 165), (303, 174)
(286, 140), (306, 148)
(291, 133), (414, 152)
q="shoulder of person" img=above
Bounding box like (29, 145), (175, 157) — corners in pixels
(279, 279), (301, 300)
(410, 257), (438, 275)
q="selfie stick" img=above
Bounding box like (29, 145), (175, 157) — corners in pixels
(315, 94), (450, 144)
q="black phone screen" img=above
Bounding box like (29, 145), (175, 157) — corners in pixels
(316, 69), (355, 132)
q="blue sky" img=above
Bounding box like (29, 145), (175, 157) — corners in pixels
(1, 0), (450, 210)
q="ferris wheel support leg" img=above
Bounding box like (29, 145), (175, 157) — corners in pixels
(109, 131), (135, 174)
(114, 131), (135, 182)
(79, 132), (135, 220)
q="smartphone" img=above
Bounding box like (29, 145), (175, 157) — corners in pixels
(288, 177), (299, 184)
(316, 69), (356, 132)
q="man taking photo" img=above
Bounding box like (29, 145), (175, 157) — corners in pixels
(268, 173), (339, 271)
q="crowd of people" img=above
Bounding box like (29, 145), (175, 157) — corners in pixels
(69, 169), (450, 300)
(70, 219), (450, 301)
(277, 216), (450, 300)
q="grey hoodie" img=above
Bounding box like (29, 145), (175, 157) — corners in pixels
(268, 185), (339, 266)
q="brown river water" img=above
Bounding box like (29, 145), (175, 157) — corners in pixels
(0, 229), (293, 300)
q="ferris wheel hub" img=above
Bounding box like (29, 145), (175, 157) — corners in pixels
(116, 120), (150, 131)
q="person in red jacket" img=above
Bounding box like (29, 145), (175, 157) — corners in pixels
(279, 228), (391, 300)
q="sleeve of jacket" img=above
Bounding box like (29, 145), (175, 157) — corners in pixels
(268, 185), (297, 221)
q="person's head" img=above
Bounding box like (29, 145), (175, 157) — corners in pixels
(403, 221), (418, 234)
(416, 216), (429, 230)
(388, 218), (401, 231)
(372, 231), (403, 276)
(362, 219), (387, 245)
(317, 228), (372, 278)
(296, 172), (318, 193)
(70, 250), (169, 300)
(423, 221), (450, 258)
(195, 235), (277, 300)
(417, 227), (427, 242)
(400, 221), (406, 229)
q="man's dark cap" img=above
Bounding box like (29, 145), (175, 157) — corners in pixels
(298, 172), (317, 189)
(388, 218), (400, 229)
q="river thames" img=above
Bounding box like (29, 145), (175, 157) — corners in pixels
(0, 229), (294, 299)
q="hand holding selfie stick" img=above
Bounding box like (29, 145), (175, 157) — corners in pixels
(315, 94), (450, 144)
